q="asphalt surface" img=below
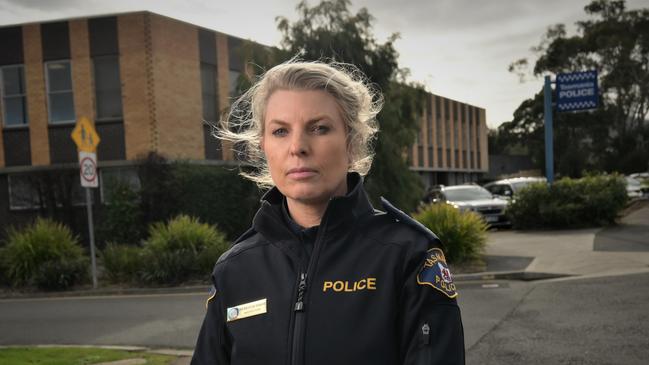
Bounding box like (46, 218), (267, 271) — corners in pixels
(466, 272), (649, 365)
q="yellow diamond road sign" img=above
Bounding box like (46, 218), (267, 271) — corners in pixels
(71, 116), (100, 152)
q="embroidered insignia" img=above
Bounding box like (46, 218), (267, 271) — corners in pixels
(417, 248), (458, 298)
(205, 285), (217, 309)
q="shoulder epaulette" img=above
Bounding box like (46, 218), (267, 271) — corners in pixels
(233, 227), (257, 245)
(380, 197), (443, 248)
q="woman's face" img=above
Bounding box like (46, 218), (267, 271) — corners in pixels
(262, 89), (350, 206)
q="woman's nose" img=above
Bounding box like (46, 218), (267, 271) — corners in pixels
(289, 132), (309, 156)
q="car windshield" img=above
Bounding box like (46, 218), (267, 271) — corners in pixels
(626, 177), (641, 187)
(510, 181), (540, 192)
(444, 186), (493, 201)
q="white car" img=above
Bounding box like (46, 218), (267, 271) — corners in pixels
(483, 177), (547, 200)
(425, 185), (510, 227)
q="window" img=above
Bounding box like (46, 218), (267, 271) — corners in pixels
(45, 60), (75, 123)
(1, 65), (28, 126)
(8, 174), (42, 209)
(428, 147), (433, 167)
(437, 148), (443, 167)
(100, 167), (141, 204)
(201, 63), (218, 121)
(229, 70), (241, 98)
(418, 146), (424, 167)
(93, 56), (123, 120)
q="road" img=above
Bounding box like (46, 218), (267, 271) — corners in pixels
(2, 273), (648, 364)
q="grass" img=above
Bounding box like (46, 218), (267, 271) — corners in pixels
(0, 346), (176, 365)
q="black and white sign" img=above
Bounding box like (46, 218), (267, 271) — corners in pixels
(79, 151), (98, 188)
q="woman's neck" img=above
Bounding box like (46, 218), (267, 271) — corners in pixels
(285, 198), (328, 228)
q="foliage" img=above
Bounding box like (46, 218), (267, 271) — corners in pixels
(0, 218), (88, 290)
(97, 179), (143, 246)
(0, 347), (174, 365)
(507, 173), (628, 229)
(504, 0), (649, 176)
(413, 203), (488, 264)
(138, 152), (181, 226)
(101, 244), (142, 283)
(249, 0), (425, 211)
(172, 163), (262, 240)
(140, 215), (229, 284)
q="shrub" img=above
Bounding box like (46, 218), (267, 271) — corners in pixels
(413, 203), (488, 264)
(140, 215), (229, 284)
(172, 163), (262, 240)
(101, 244), (142, 283)
(97, 180), (144, 246)
(507, 173), (628, 229)
(0, 218), (88, 290)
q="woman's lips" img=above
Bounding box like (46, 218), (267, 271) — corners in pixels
(287, 168), (317, 179)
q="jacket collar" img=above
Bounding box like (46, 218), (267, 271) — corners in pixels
(252, 172), (375, 244)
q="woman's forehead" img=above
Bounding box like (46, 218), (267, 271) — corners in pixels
(264, 89), (344, 123)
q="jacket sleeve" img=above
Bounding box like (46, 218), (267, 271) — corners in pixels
(190, 280), (231, 365)
(398, 242), (465, 365)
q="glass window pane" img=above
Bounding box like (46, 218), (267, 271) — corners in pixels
(2, 66), (25, 95)
(49, 92), (75, 123)
(94, 57), (121, 92)
(96, 90), (123, 119)
(3, 96), (27, 126)
(201, 64), (216, 92)
(229, 70), (241, 97)
(203, 93), (216, 121)
(94, 57), (123, 119)
(9, 175), (41, 209)
(47, 62), (72, 91)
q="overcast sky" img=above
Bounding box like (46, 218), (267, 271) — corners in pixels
(1, 0), (647, 128)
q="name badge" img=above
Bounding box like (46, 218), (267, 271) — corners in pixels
(226, 298), (267, 322)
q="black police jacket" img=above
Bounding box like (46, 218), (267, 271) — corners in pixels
(191, 173), (465, 365)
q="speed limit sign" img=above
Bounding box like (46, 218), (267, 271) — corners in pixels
(79, 151), (98, 188)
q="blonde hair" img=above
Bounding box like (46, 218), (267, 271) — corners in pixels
(216, 59), (382, 188)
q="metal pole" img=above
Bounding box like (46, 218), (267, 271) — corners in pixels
(86, 187), (98, 289)
(544, 75), (554, 185)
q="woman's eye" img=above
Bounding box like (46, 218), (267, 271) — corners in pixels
(272, 128), (288, 137)
(312, 125), (330, 134)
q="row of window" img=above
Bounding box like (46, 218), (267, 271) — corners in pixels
(6, 167), (139, 210)
(0, 56), (123, 128)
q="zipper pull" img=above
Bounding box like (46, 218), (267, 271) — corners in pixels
(294, 272), (308, 311)
(421, 323), (430, 345)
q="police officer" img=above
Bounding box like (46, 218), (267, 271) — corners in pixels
(191, 60), (465, 365)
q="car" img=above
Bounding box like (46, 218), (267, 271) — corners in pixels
(423, 184), (510, 227)
(625, 176), (648, 199)
(483, 177), (547, 200)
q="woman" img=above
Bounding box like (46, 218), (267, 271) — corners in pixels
(191, 60), (464, 365)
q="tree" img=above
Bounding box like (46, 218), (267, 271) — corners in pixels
(506, 0), (649, 176)
(273, 0), (425, 211)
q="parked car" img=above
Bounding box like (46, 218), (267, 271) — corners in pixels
(625, 176), (648, 199)
(483, 177), (547, 200)
(423, 184), (510, 227)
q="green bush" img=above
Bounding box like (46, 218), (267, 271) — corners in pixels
(413, 203), (488, 264)
(140, 215), (229, 284)
(172, 163), (262, 240)
(97, 180), (143, 246)
(507, 173), (628, 229)
(101, 244), (142, 283)
(0, 218), (88, 290)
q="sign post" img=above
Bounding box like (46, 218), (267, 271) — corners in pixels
(71, 117), (101, 289)
(544, 70), (598, 185)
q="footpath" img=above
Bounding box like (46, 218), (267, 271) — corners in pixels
(459, 200), (649, 281)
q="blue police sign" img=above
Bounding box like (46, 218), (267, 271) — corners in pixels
(556, 70), (598, 112)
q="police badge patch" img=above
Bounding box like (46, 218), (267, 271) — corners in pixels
(417, 248), (458, 298)
(205, 285), (217, 309)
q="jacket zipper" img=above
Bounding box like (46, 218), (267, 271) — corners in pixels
(288, 213), (330, 365)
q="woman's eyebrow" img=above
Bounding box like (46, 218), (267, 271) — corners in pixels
(306, 115), (332, 124)
(267, 119), (289, 126)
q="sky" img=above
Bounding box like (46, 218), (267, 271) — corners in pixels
(1, 0), (647, 128)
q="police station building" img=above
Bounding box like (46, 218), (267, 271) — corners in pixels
(0, 11), (488, 227)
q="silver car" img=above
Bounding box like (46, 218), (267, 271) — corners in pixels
(424, 185), (510, 227)
(484, 177), (547, 200)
